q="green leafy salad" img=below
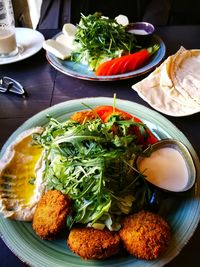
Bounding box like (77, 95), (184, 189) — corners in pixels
(71, 12), (137, 70)
(34, 112), (154, 231)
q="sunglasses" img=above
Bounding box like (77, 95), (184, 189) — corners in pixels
(0, 76), (27, 98)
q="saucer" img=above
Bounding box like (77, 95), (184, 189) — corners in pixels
(0, 28), (44, 65)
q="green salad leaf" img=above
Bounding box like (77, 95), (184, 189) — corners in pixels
(35, 113), (153, 231)
(71, 12), (137, 70)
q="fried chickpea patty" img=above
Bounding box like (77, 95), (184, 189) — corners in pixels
(67, 227), (121, 260)
(33, 190), (70, 239)
(119, 210), (171, 260)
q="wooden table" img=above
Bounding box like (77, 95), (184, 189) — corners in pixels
(0, 26), (199, 267)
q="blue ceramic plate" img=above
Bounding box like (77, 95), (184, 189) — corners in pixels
(46, 35), (166, 81)
(0, 97), (200, 267)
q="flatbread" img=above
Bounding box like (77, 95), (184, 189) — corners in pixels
(171, 49), (200, 105)
(160, 47), (200, 108)
(132, 63), (200, 116)
(132, 47), (200, 116)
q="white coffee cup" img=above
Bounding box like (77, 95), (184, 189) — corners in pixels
(0, 0), (18, 57)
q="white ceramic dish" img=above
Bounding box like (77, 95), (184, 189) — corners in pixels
(0, 28), (44, 65)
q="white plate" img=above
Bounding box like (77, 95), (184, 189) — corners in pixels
(0, 28), (44, 65)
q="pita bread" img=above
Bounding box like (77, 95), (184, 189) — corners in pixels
(171, 49), (200, 105)
(160, 47), (200, 108)
(132, 47), (200, 116)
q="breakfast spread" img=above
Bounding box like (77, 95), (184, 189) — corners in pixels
(0, 105), (178, 260)
(1, 10), (200, 266)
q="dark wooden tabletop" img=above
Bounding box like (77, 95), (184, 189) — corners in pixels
(0, 25), (199, 267)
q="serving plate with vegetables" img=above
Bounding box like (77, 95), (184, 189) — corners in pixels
(0, 97), (200, 267)
(44, 13), (166, 81)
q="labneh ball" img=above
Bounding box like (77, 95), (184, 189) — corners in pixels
(119, 210), (171, 260)
(33, 190), (71, 239)
(67, 227), (121, 260)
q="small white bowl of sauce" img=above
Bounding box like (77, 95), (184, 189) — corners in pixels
(136, 139), (196, 193)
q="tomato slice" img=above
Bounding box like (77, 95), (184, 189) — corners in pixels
(130, 50), (150, 70)
(96, 57), (125, 76)
(105, 57), (124, 76)
(95, 60), (111, 76)
(106, 55), (131, 76)
(93, 106), (132, 122)
(95, 57), (123, 76)
(120, 50), (149, 73)
(121, 54), (140, 73)
(93, 105), (158, 147)
(96, 49), (152, 76)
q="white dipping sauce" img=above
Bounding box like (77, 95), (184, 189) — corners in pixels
(128, 29), (148, 35)
(138, 147), (189, 191)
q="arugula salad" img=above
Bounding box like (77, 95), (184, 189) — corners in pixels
(71, 13), (137, 70)
(43, 12), (159, 76)
(34, 107), (156, 231)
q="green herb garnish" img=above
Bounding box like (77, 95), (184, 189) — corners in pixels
(71, 12), (137, 70)
(35, 113), (153, 230)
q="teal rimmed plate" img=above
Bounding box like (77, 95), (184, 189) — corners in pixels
(0, 97), (200, 267)
(46, 34), (165, 81)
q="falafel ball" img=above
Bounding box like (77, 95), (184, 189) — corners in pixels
(67, 227), (121, 260)
(119, 210), (171, 260)
(33, 190), (71, 240)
